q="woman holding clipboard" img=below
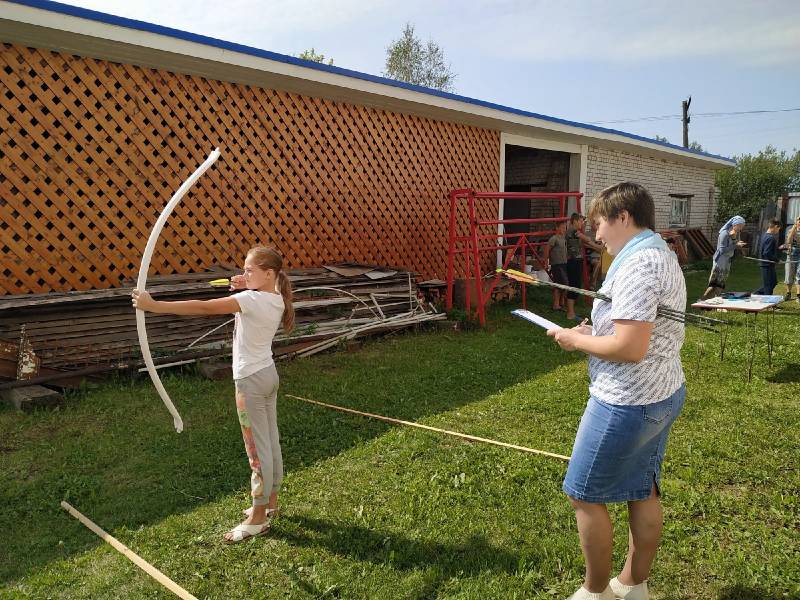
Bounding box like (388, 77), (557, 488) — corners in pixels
(547, 182), (686, 600)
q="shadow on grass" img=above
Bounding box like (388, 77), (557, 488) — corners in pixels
(766, 363), (800, 383)
(718, 584), (799, 599)
(0, 299), (581, 584)
(275, 514), (523, 598)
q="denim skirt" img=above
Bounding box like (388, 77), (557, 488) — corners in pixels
(563, 383), (686, 503)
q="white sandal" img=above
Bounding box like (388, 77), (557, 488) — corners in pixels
(243, 506), (280, 518)
(223, 521), (270, 544)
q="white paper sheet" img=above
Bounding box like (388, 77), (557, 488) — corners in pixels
(511, 309), (562, 330)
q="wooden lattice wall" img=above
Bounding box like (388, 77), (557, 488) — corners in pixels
(0, 43), (500, 295)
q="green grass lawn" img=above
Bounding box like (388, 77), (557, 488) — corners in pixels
(1, 260), (798, 599)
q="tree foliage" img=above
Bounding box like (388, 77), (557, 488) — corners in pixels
(383, 23), (456, 92)
(653, 135), (704, 152)
(298, 48), (333, 65)
(715, 146), (800, 221)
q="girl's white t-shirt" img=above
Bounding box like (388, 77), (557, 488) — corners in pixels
(231, 290), (285, 380)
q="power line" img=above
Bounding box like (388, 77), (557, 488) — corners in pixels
(589, 107), (800, 125)
(697, 108), (800, 118)
(698, 123), (800, 141)
(590, 113), (680, 124)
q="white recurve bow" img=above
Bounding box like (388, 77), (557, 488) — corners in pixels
(135, 148), (221, 432)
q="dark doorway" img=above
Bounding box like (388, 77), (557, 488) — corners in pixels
(502, 145), (572, 249)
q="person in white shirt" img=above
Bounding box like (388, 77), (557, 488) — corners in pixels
(133, 246), (294, 544)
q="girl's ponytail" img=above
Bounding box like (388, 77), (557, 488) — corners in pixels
(247, 245), (294, 333)
(276, 269), (294, 333)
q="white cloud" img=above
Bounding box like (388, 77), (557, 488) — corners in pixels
(453, 0), (800, 66)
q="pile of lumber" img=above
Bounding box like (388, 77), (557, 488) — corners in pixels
(680, 228), (716, 258)
(659, 230), (690, 264)
(657, 228), (716, 264)
(0, 264), (444, 388)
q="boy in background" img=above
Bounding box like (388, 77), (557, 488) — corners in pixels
(565, 213), (601, 318)
(755, 219), (781, 295)
(544, 220), (568, 311)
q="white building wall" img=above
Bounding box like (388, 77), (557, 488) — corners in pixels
(585, 146), (719, 240)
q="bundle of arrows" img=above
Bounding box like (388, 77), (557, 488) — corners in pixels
(497, 268), (724, 332)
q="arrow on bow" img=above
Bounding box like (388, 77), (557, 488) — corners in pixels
(135, 148), (221, 432)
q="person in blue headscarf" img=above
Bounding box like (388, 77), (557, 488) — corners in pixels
(701, 215), (747, 300)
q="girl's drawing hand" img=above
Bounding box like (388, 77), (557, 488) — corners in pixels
(229, 275), (247, 290)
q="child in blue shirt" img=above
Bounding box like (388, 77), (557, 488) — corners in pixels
(755, 219), (781, 295)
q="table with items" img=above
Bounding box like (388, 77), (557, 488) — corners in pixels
(690, 294), (783, 380)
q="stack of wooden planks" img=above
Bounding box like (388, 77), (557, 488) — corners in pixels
(658, 228), (716, 264)
(0, 264), (443, 387)
(680, 228), (716, 259)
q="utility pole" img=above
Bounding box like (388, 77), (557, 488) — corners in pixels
(682, 96), (691, 148)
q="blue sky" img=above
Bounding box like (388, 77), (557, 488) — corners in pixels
(59, 0), (800, 159)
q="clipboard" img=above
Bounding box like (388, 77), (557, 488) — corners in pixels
(511, 309), (562, 331)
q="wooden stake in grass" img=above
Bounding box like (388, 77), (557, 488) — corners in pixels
(286, 394), (571, 462)
(60, 501), (198, 600)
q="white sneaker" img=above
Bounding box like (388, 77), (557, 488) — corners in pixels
(567, 585), (615, 600)
(609, 576), (649, 600)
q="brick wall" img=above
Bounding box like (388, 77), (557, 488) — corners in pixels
(585, 146), (718, 239)
(505, 148), (570, 191)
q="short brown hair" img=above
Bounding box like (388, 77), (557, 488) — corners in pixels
(768, 218), (781, 228)
(587, 182), (655, 231)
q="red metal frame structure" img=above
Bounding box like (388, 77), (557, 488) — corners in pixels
(446, 188), (587, 326)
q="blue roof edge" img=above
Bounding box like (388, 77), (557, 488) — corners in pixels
(8, 0), (735, 165)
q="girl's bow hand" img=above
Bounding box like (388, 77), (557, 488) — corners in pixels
(131, 289), (155, 311)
